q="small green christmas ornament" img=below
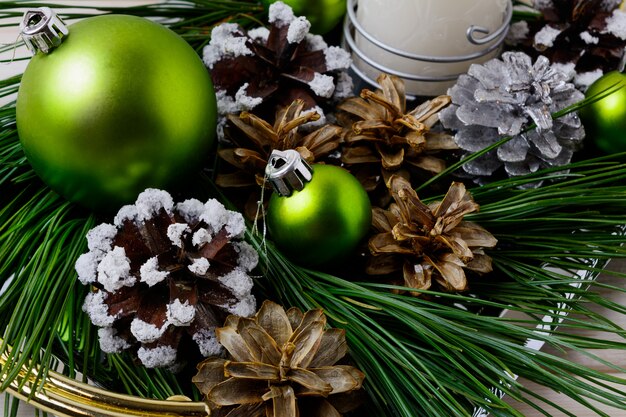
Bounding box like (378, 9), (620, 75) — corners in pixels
(17, 8), (216, 211)
(265, 149), (371, 267)
(260, 0), (346, 34)
(580, 70), (626, 155)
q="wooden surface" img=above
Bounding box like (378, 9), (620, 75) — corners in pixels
(504, 260), (626, 416)
(1, 2), (626, 416)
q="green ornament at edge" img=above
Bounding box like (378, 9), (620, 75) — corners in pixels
(580, 70), (626, 155)
(267, 164), (372, 267)
(261, 0), (347, 34)
(17, 14), (217, 212)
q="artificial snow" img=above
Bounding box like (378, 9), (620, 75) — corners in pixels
(605, 9), (626, 40)
(167, 223), (190, 248)
(215, 118), (228, 143)
(333, 72), (354, 100)
(580, 31), (599, 44)
(114, 205), (138, 227)
(234, 242), (259, 272)
(574, 69), (603, 90)
(167, 223), (191, 248)
(176, 198), (205, 223)
(75, 252), (99, 285)
(82, 291), (116, 327)
(139, 257), (169, 287)
(192, 228), (212, 248)
(534, 25), (562, 48)
(166, 299), (196, 326)
(137, 345), (177, 368)
(301, 106), (327, 131)
(234, 83), (263, 111)
(201, 199), (229, 233)
(305, 34), (328, 51)
(223, 294), (257, 318)
(287, 16), (311, 44)
(130, 318), (168, 343)
(98, 327), (130, 353)
(210, 23), (242, 43)
(248, 27), (270, 43)
(97, 246), (134, 292)
(193, 328), (223, 357)
(308, 73), (335, 98)
(268, 1), (295, 27)
(324, 46), (351, 71)
(215, 86), (262, 116)
(135, 189), (174, 222)
(219, 269), (254, 298)
(215, 91), (239, 116)
(86, 223), (116, 254)
(506, 21), (529, 46)
(224, 211), (246, 238)
(203, 24), (253, 69)
(188, 258), (210, 276)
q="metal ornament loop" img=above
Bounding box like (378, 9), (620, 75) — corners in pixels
(466, 4), (513, 46)
(265, 149), (313, 197)
(20, 7), (68, 55)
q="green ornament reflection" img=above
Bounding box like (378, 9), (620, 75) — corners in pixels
(580, 71), (626, 155)
(17, 14), (217, 211)
(267, 164), (372, 267)
(261, 0), (347, 34)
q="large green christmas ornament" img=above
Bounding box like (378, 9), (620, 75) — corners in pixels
(579, 71), (626, 155)
(17, 8), (216, 211)
(261, 0), (347, 34)
(265, 150), (371, 267)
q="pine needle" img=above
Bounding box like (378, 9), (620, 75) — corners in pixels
(241, 158), (626, 417)
(0, 2), (625, 417)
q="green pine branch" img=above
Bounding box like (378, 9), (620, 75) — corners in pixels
(0, 1), (267, 400)
(0, 1), (265, 51)
(0, 1), (625, 417)
(242, 157), (626, 417)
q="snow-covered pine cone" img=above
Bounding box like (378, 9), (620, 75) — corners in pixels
(203, 1), (353, 125)
(76, 189), (258, 368)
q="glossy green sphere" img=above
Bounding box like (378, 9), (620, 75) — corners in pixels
(267, 165), (371, 267)
(261, 0), (347, 34)
(580, 71), (626, 155)
(17, 15), (216, 211)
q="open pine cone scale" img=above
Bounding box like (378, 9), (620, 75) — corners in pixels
(77, 190), (259, 368)
(367, 176), (497, 294)
(337, 74), (455, 206)
(193, 301), (364, 417)
(217, 99), (342, 190)
(97, 209), (243, 352)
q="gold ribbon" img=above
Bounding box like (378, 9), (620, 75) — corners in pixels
(1, 349), (209, 416)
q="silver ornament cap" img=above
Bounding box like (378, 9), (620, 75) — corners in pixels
(265, 149), (313, 197)
(20, 7), (69, 55)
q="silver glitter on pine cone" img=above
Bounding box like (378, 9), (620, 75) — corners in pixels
(439, 52), (585, 186)
(76, 189), (258, 369)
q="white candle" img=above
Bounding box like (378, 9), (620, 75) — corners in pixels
(353, 0), (508, 96)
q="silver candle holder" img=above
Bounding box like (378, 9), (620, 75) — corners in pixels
(343, 0), (513, 98)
